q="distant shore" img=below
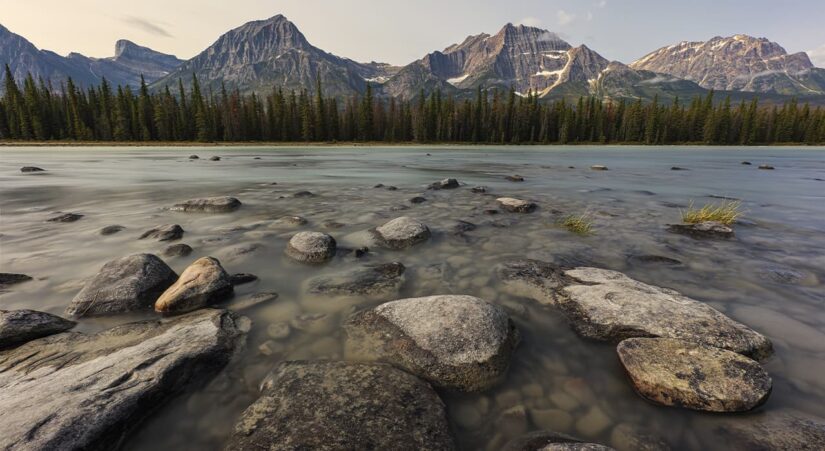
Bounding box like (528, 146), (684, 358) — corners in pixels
(2, 141), (823, 148)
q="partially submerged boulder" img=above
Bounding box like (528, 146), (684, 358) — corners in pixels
(99, 225), (125, 236)
(668, 221), (734, 239)
(345, 295), (520, 392)
(139, 224), (184, 241)
(497, 197), (537, 213)
(617, 338), (772, 412)
(372, 216), (431, 250)
(285, 231), (337, 263)
(163, 243), (193, 257)
(306, 262), (406, 299)
(66, 254), (178, 317)
(170, 196), (241, 213)
(47, 213), (83, 223)
(428, 178), (460, 190)
(225, 361), (455, 450)
(154, 257), (233, 314)
(0, 309), (246, 451)
(0, 310), (76, 349)
(0, 273), (33, 289)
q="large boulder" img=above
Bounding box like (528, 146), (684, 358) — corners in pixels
(66, 254), (178, 318)
(285, 231), (337, 264)
(617, 338), (771, 412)
(0, 309), (246, 451)
(225, 361), (455, 450)
(345, 295), (520, 392)
(0, 310), (76, 349)
(306, 262), (406, 299)
(139, 224), (184, 241)
(154, 257), (233, 314)
(559, 268), (772, 359)
(503, 431), (615, 450)
(372, 216), (431, 250)
(170, 196), (241, 213)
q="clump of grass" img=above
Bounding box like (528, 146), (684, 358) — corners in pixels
(681, 200), (743, 226)
(560, 213), (594, 235)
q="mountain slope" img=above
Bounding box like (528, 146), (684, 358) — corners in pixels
(631, 35), (825, 96)
(151, 15), (395, 97)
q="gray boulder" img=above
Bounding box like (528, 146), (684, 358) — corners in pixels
(372, 216), (431, 249)
(0, 309), (246, 451)
(345, 295), (520, 392)
(497, 197), (537, 213)
(170, 196), (241, 213)
(162, 243), (193, 257)
(617, 338), (771, 412)
(0, 310), (75, 349)
(154, 257), (233, 314)
(99, 225), (125, 236)
(667, 221), (734, 239)
(66, 254), (178, 317)
(306, 262), (406, 299)
(226, 361), (455, 450)
(285, 231), (337, 263)
(139, 224), (184, 241)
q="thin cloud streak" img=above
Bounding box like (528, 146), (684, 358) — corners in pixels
(121, 16), (173, 38)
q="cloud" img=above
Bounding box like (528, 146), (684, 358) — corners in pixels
(556, 10), (576, 26)
(517, 17), (542, 27)
(597, 0), (608, 7)
(809, 44), (825, 67)
(121, 16), (173, 38)
(587, 11), (594, 21)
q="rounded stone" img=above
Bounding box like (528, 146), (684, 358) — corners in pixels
(99, 225), (125, 236)
(155, 257), (234, 314)
(503, 431), (614, 451)
(285, 232), (336, 263)
(163, 243), (193, 257)
(497, 197), (537, 213)
(0, 310), (76, 349)
(139, 224), (184, 242)
(372, 216), (431, 250)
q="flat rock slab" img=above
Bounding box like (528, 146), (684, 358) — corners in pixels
(617, 338), (772, 412)
(226, 361), (455, 450)
(0, 309), (246, 451)
(668, 221), (734, 239)
(497, 197), (537, 213)
(155, 257), (233, 314)
(0, 310), (76, 349)
(503, 431), (615, 451)
(345, 295), (520, 392)
(560, 267), (772, 359)
(496, 259), (574, 304)
(66, 253), (178, 318)
(372, 216), (431, 249)
(170, 196), (241, 213)
(285, 231), (337, 263)
(306, 262), (406, 299)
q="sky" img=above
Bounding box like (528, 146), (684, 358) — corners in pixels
(4, 0), (825, 67)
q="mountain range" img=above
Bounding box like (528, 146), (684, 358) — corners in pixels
(2, 15), (824, 104)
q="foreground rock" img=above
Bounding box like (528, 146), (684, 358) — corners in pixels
(285, 231), (336, 263)
(372, 216), (431, 249)
(0, 310), (76, 349)
(307, 262), (405, 299)
(155, 257), (233, 314)
(668, 221), (734, 239)
(226, 361), (454, 450)
(345, 295), (520, 391)
(170, 196), (241, 213)
(709, 411), (825, 450)
(0, 273), (33, 288)
(0, 309), (246, 451)
(66, 254), (178, 317)
(617, 338), (771, 412)
(504, 431), (614, 450)
(428, 178), (460, 190)
(497, 197), (537, 213)
(560, 268), (772, 359)
(139, 224), (184, 241)
(496, 259), (573, 305)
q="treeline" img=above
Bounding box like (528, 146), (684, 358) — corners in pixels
(1, 65), (824, 145)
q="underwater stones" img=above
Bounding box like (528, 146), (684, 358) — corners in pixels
(285, 231), (336, 263)
(708, 411), (825, 450)
(497, 197), (537, 213)
(155, 257), (233, 314)
(667, 221), (734, 239)
(502, 431), (615, 451)
(495, 259), (573, 305)
(139, 224), (184, 241)
(345, 295), (520, 392)
(0, 310), (76, 349)
(428, 178), (460, 190)
(561, 267), (772, 359)
(230, 273), (258, 285)
(617, 338), (772, 412)
(372, 216), (431, 250)
(47, 213), (83, 223)
(306, 262), (405, 298)
(99, 225), (125, 236)
(66, 253), (178, 317)
(626, 254), (682, 266)
(170, 196), (241, 213)
(226, 361), (454, 450)
(163, 243), (193, 258)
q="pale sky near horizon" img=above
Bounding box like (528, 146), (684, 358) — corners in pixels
(4, 0), (825, 67)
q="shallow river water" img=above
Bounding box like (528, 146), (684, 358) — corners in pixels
(1, 145), (824, 450)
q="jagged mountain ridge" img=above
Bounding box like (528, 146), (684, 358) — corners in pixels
(631, 35), (825, 96)
(0, 23), (182, 88)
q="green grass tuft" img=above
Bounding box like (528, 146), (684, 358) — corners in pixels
(560, 213), (594, 235)
(681, 200), (743, 226)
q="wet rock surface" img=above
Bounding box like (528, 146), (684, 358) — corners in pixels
(47, 213), (84, 223)
(0, 309), (246, 451)
(668, 221), (734, 239)
(498, 197), (537, 213)
(617, 338), (772, 412)
(0, 310), (76, 349)
(170, 196), (241, 213)
(428, 178), (460, 190)
(496, 259), (574, 305)
(99, 225), (126, 236)
(230, 273), (258, 285)
(372, 216), (431, 249)
(285, 231), (337, 263)
(20, 166), (46, 173)
(306, 262), (406, 298)
(155, 257), (233, 314)
(0, 273), (33, 289)
(503, 430), (615, 450)
(139, 224), (184, 241)
(66, 253), (178, 317)
(226, 361), (455, 450)
(162, 243), (193, 257)
(345, 295), (520, 391)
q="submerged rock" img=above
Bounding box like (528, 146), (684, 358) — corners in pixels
(560, 267), (772, 359)
(209, 156), (221, 161)
(372, 216), (431, 249)
(47, 213), (83, 223)
(189, 155), (199, 160)
(0, 273), (33, 288)
(497, 197), (537, 213)
(345, 295), (520, 392)
(306, 262), (405, 298)
(20, 166), (46, 173)
(170, 196), (241, 213)
(709, 411), (825, 450)
(293, 190), (315, 198)
(155, 257), (233, 314)
(506, 175), (525, 182)
(471, 186), (488, 193)
(139, 224), (184, 241)
(230, 273), (258, 285)
(668, 221), (734, 239)
(410, 196), (427, 204)
(163, 243), (193, 257)
(273, 215), (308, 227)
(0, 309), (246, 451)
(591, 165), (609, 171)
(99, 225), (125, 236)
(285, 231), (337, 264)
(0, 310), (76, 349)
(617, 338), (771, 412)
(428, 178), (460, 190)
(626, 254), (682, 266)
(226, 361), (455, 450)
(758, 164), (775, 170)
(496, 259), (573, 305)
(503, 430), (615, 451)
(66, 254), (178, 318)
